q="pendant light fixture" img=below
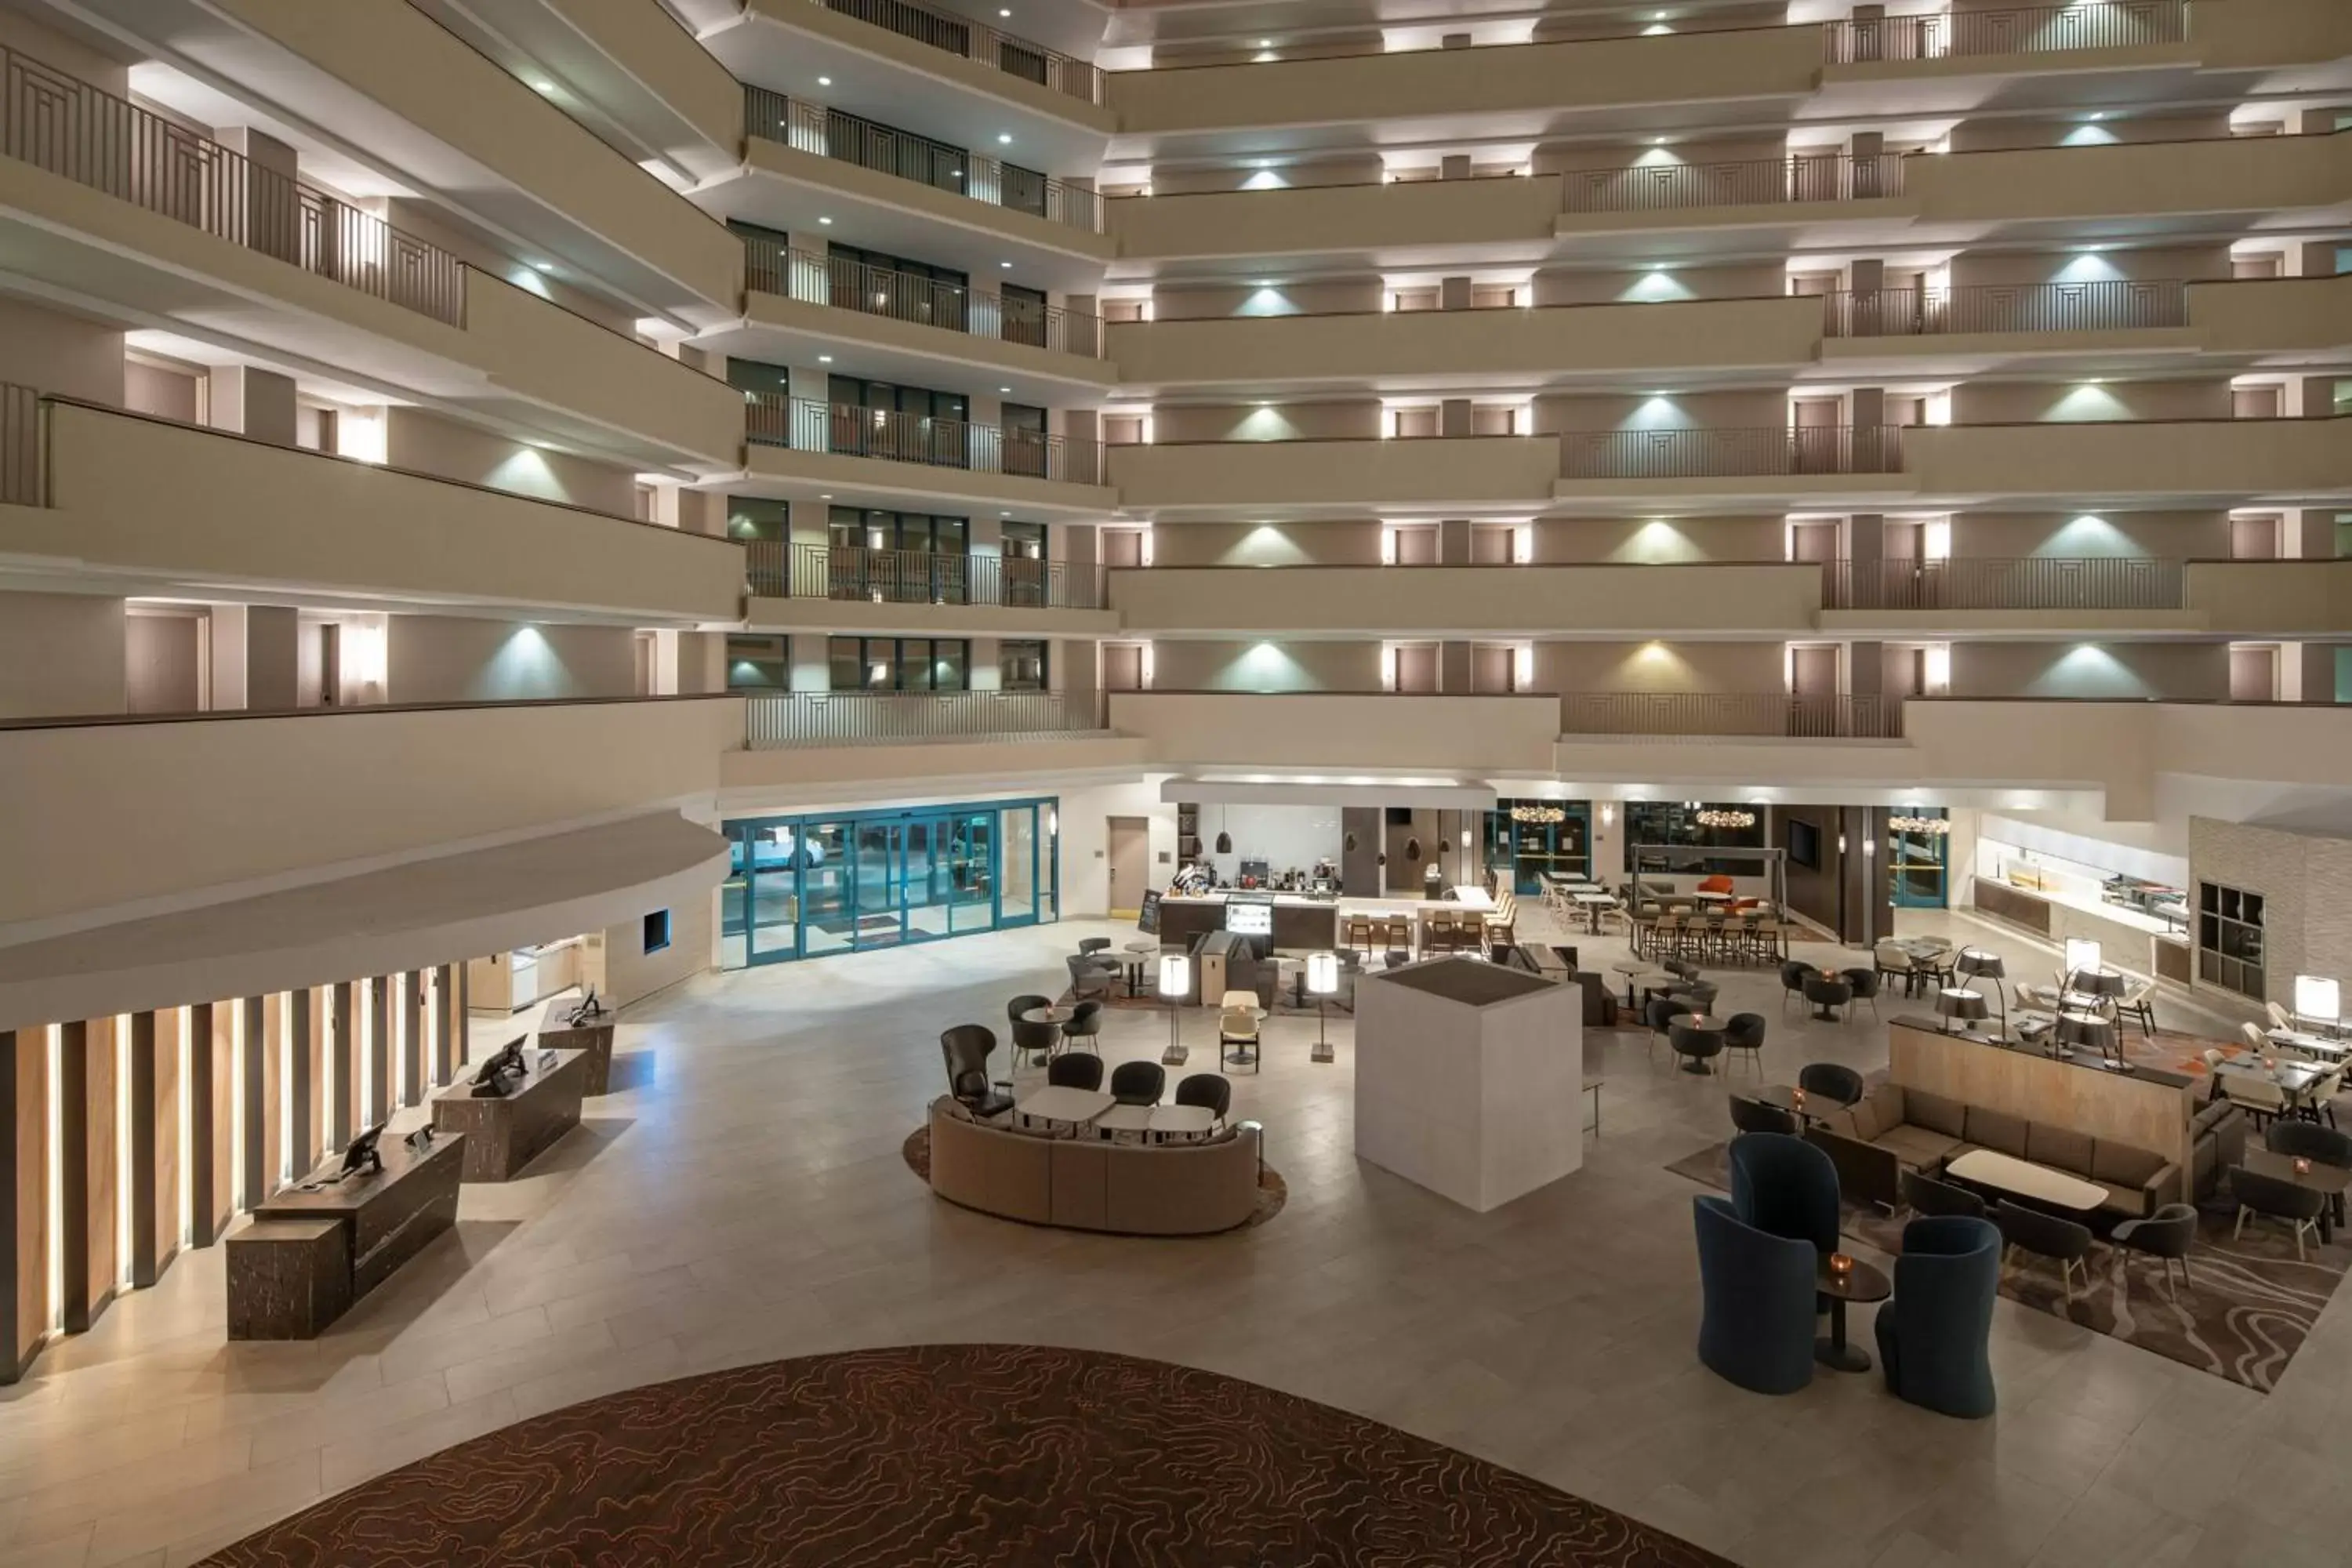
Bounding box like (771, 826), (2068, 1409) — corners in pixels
(1406, 837), (1422, 863)
(1345, 831), (1358, 853)
(1214, 804), (1232, 856)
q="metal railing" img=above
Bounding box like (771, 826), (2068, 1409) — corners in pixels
(1, 45), (464, 325)
(745, 543), (1105, 608)
(1822, 280), (2189, 337)
(1, 381), (34, 506)
(741, 236), (1101, 355)
(1824, 1), (2188, 63)
(744, 89), (1103, 233)
(744, 689), (1100, 747)
(1824, 556), (2186, 611)
(745, 394), (1104, 485)
(800, 0), (1105, 103)
(1559, 693), (1903, 739)
(1560, 425), (1905, 480)
(1563, 152), (1904, 213)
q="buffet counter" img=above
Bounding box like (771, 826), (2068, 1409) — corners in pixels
(1970, 877), (2190, 982)
(1152, 891), (1493, 953)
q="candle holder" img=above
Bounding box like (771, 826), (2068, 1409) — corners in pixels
(1792, 1087), (1806, 1110)
(1828, 1252), (1854, 1278)
(2295, 1156), (2314, 1176)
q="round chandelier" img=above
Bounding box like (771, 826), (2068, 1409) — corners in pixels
(1508, 803), (1566, 825)
(1889, 815), (1951, 836)
(1694, 808), (1757, 830)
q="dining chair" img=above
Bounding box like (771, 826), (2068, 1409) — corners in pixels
(2303, 1066), (2342, 1127)
(1218, 1009), (1262, 1074)
(1109, 1060), (1165, 1106)
(2116, 976), (2158, 1038)
(2224, 1069), (2288, 1131)
(1874, 942), (1914, 995)
(2267, 1000), (2295, 1033)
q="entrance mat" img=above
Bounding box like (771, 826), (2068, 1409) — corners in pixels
(1668, 1139), (2350, 1393)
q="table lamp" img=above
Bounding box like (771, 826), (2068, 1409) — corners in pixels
(2055, 1009), (2123, 1069)
(1955, 949), (2007, 1031)
(1158, 952), (1191, 1066)
(1307, 950), (1339, 1064)
(1935, 986), (1988, 1036)
(2295, 975), (2340, 1034)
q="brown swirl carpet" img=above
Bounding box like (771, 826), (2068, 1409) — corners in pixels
(200, 1344), (1733, 1566)
(1669, 1139), (2349, 1392)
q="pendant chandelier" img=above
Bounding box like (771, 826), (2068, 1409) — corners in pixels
(1508, 803), (1566, 825)
(1889, 815), (1951, 836)
(1694, 808), (1757, 830)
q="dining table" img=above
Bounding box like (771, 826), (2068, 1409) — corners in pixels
(2213, 1054), (2327, 1105)
(1571, 891), (1615, 934)
(2267, 1027), (2351, 1061)
(1122, 938), (1161, 997)
(2243, 1145), (2352, 1240)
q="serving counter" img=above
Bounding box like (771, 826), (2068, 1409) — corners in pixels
(1971, 877), (2190, 983)
(1150, 891), (1490, 954)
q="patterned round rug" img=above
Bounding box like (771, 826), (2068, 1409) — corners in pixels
(201, 1344), (1731, 1566)
(901, 1123), (1290, 1229)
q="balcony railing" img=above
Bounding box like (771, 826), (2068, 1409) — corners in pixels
(745, 394), (1105, 485)
(798, 0), (1105, 103)
(742, 236), (1101, 356)
(744, 688), (1100, 747)
(746, 543), (1105, 608)
(1563, 152), (1904, 214)
(1559, 692), (1903, 739)
(1560, 425), (1905, 480)
(1, 45), (465, 326)
(744, 89), (1103, 233)
(1, 381), (34, 506)
(1822, 280), (2189, 337)
(1824, 556), (2186, 611)
(1823, 1), (2189, 64)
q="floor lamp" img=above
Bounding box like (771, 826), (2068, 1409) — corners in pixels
(1308, 950), (1338, 1064)
(1159, 952), (1190, 1067)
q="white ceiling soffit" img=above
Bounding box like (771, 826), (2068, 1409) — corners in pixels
(1163, 775), (1497, 810)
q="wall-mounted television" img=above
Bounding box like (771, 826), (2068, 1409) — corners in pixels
(1787, 818), (1821, 872)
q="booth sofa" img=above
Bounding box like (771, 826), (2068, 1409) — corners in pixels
(1803, 1081), (2199, 1220)
(927, 1101), (1263, 1235)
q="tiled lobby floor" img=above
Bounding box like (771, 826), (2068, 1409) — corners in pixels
(4, 907), (2346, 1568)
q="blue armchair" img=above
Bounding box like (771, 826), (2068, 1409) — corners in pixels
(1875, 1214), (2001, 1419)
(1729, 1131), (1840, 1256)
(1693, 1196), (1818, 1394)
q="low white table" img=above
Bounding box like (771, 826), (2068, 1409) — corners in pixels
(1945, 1149), (2106, 1213)
(1148, 1105), (1217, 1142)
(1014, 1087), (1112, 1132)
(1094, 1103), (1155, 1142)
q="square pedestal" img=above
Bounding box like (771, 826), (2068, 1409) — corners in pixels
(1353, 958), (1583, 1212)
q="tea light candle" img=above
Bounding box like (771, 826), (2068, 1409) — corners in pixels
(2295, 1156), (2314, 1176)
(1828, 1252), (1854, 1277)
(1792, 1087), (1806, 1109)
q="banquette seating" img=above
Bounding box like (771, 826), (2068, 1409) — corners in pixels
(926, 1100), (1263, 1235)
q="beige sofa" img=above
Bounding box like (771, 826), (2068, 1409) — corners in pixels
(927, 1101), (1264, 1236)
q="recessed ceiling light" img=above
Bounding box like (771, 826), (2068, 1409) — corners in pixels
(531, 79), (556, 93)
(1000, 260), (1014, 268)
(821, 493), (833, 499)
(1652, 136), (1668, 146)
(997, 132), (1013, 143)
(999, 7), (1011, 14)
(818, 75), (833, 85)
(818, 216), (834, 225)
(527, 260), (554, 272)
(818, 354), (833, 362)
(1257, 38), (1272, 47)
(2086, 111), (2106, 122)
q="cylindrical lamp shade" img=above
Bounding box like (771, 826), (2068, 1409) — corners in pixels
(1307, 950), (1339, 996)
(2063, 938), (2102, 979)
(2056, 1010), (2118, 1055)
(1935, 987), (1989, 1031)
(1157, 953), (1191, 1000)
(2082, 970), (2129, 999)
(2296, 975), (2341, 1024)
(1955, 949), (2005, 981)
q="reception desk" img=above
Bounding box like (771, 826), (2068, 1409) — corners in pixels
(234, 1131), (466, 1338)
(1155, 893), (1341, 953)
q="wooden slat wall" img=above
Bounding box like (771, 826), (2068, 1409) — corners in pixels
(56, 1019), (118, 1334)
(127, 1008), (181, 1290)
(0, 1031), (49, 1383)
(401, 971), (425, 1109)
(329, 982), (356, 1152)
(431, 964), (460, 1087)
(365, 978), (390, 1130)
(239, 996), (270, 1209)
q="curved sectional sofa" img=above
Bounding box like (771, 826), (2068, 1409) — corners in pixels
(926, 1100), (1264, 1235)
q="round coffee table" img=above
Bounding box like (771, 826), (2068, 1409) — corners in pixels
(1815, 1253), (1892, 1373)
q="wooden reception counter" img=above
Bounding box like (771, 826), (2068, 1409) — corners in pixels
(537, 1016), (615, 1095)
(232, 1131), (466, 1338)
(430, 1047), (590, 1181)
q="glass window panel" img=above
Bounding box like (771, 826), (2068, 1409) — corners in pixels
(828, 637), (862, 691)
(999, 806), (1036, 926)
(935, 640), (967, 691)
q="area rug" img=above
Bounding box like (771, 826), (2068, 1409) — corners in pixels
(901, 1124), (1288, 1230)
(1667, 1140), (2348, 1392)
(200, 1344), (1733, 1566)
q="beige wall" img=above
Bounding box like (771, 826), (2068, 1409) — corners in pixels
(1946, 641), (2227, 700)
(1111, 174), (1562, 264)
(384, 407), (637, 515)
(125, 361), (200, 423)
(1149, 155), (1384, 196)
(1950, 378), (2233, 425)
(1152, 278), (1383, 320)
(1534, 262), (1783, 306)
(385, 617), (637, 703)
(1109, 434), (1562, 510)
(1536, 640), (1789, 695)
(1535, 133), (1789, 177)
(1146, 639), (1382, 691)
(1948, 244), (2232, 289)
(0, 296), (122, 406)
(597, 887), (713, 1009)
(1151, 401), (1382, 442)
(1147, 521), (1381, 566)
(0, 589), (125, 718)
(0, 9), (128, 93)
(1534, 389), (1788, 434)
(1954, 510), (2231, 558)
(1534, 514), (1784, 562)
(1948, 113), (2232, 154)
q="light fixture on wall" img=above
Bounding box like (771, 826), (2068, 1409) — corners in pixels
(1889, 815), (1950, 835)
(1600, 802), (1614, 827)
(1696, 808), (1756, 830)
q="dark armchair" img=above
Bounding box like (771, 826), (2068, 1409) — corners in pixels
(1875, 1214), (2001, 1419)
(1007, 993), (1058, 1065)
(940, 1025), (1013, 1120)
(2230, 1164), (2327, 1261)
(1694, 1196), (1818, 1395)
(1902, 1169), (1987, 1221)
(1722, 1013), (1767, 1075)
(1993, 1201), (2095, 1299)
(2112, 1203), (2198, 1298)
(1779, 960), (1819, 1014)
(1728, 1130), (1841, 1258)
(1797, 1062), (1865, 1107)
(1047, 1053), (1104, 1092)
(1067, 952), (1120, 1002)
(1174, 1073), (1232, 1125)
(1730, 1095), (1798, 1137)
(1109, 1060), (1166, 1106)
(1062, 1000), (1104, 1054)
(1841, 967), (1882, 1019)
